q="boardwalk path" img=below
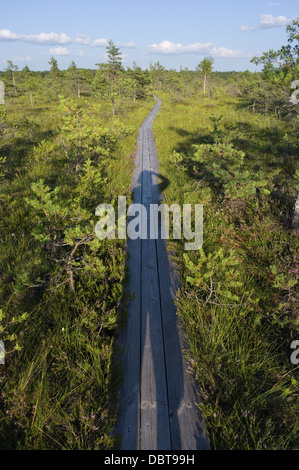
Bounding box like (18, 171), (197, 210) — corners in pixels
(116, 96), (210, 450)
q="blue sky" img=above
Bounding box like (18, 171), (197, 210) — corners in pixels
(0, 0), (298, 71)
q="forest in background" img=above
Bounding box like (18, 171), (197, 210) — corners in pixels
(0, 20), (298, 449)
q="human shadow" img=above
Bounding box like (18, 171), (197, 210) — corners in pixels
(115, 95), (209, 450)
(116, 167), (209, 450)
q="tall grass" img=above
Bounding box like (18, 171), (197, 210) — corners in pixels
(153, 90), (299, 450)
(0, 89), (153, 449)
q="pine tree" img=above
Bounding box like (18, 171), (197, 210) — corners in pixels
(48, 56), (59, 76)
(105, 40), (123, 115)
(106, 40), (123, 77)
(6, 60), (18, 95)
(67, 61), (85, 98)
(251, 16), (299, 82)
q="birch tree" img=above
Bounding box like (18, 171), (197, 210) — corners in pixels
(197, 57), (214, 95)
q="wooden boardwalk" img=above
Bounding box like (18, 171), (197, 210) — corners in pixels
(116, 96), (210, 450)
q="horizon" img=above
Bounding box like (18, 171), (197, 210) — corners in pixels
(0, 0), (298, 73)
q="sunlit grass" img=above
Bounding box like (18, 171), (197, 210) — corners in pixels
(154, 90), (299, 450)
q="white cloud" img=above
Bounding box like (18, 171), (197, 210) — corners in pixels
(22, 32), (72, 45)
(0, 29), (136, 53)
(76, 34), (90, 45)
(49, 47), (84, 56)
(49, 47), (72, 55)
(49, 47), (71, 55)
(0, 29), (18, 40)
(91, 38), (108, 47)
(241, 13), (290, 32)
(259, 14), (289, 28)
(268, 2), (280, 6)
(147, 40), (250, 58)
(0, 29), (72, 45)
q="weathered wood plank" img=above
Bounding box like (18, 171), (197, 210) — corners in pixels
(156, 237), (210, 450)
(140, 206), (171, 450)
(115, 105), (144, 450)
(140, 103), (171, 449)
(117, 95), (209, 451)
(146, 97), (209, 450)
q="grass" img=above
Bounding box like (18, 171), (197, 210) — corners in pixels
(0, 72), (298, 450)
(153, 89), (299, 450)
(0, 89), (154, 449)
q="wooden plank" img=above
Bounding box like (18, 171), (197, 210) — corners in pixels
(156, 237), (210, 450)
(117, 95), (209, 451)
(146, 97), (210, 450)
(140, 206), (171, 450)
(140, 104), (171, 449)
(116, 235), (141, 450)
(116, 108), (144, 450)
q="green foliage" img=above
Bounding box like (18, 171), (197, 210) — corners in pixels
(192, 115), (271, 199)
(48, 56), (60, 76)
(197, 57), (214, 75)
(127, 63), (151, 100)
(93, 64), (110, 96)
(149, 62), (166, 90)
(0, 157), (6, 178)
(153, 88), (299, 450)
(251, 16), (299, 93)
(93, 44), (151, 115)
(0, 72), (152, 449)
(58, 95), (118, 171)
(106, 40), (123, 75)
(193, 140), (269, 199)
(0, 46), (298, 451)
(197, 57), (214, 94)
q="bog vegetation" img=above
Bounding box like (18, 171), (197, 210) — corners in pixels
(0, 19), (298, 450)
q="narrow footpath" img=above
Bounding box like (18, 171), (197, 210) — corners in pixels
(116, 96), (210, 451)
